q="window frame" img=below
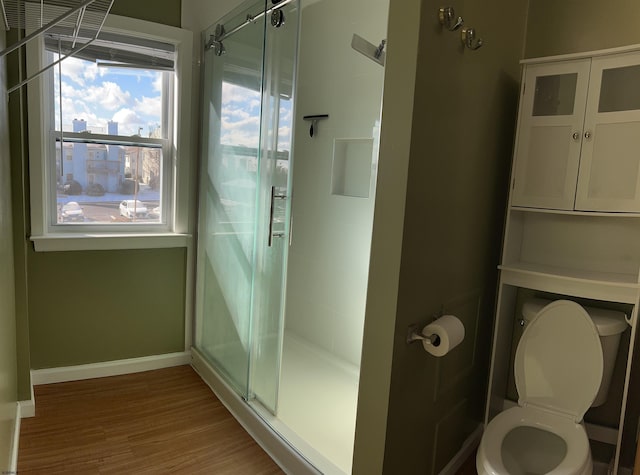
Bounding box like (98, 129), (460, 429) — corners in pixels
(26, 14), (193, 251)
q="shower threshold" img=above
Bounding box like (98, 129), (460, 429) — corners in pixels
(191, 347), (318, 474)
(192, 332), (359, 475)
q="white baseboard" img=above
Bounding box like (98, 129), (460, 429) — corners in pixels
(19, 379), (36, 418)
(438, 424), (482, 475)
(191, 347), (320, 475)
(9, 401), (20, 473)
(19, 399), (35, 419)
(31, 351), (191, 386)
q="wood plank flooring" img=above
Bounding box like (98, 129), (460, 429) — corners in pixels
(18, 365), (284, 474)
(455, 450), (478, 474)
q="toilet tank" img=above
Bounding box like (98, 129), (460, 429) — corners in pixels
(522, 298), (629, 407)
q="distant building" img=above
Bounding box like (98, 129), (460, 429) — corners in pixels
(56, 119), (126, 193)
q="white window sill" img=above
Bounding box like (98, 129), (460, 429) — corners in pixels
(30, 233), (191, 252)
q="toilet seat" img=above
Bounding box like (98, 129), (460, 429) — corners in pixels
(477, 406), (592, 474)
(514, 300), (603, 422)
(478, 300), (604, 474)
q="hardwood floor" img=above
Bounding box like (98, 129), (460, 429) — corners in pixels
(18, 365), (284, 474)
(455, 449), (478, 474)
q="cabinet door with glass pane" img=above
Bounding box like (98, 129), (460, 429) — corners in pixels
(511, 59), (591, 210)
(575, 52), (640, 212)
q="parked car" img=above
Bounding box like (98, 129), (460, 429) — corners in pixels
(119, 200), (148, 219)
(59, 179), (82, 195)
(60, 201), (84, 222)
(148, 206), (161, 219)
(86, 183), (105, 196)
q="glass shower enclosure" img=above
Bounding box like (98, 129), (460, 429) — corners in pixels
(195, 0), (298, 414)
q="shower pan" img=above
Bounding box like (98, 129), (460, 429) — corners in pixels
(194, 0), (389, 472)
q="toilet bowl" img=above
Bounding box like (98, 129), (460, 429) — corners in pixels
(477, 300), (604, 475)
(477, 406), (592, 474)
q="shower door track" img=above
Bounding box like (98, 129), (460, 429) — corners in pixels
(205, 0), (296, 50)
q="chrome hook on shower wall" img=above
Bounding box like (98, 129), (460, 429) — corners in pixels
(351, 34), (386, 66)
(461, 27), (483, 50)
(438, 6), (463, 31)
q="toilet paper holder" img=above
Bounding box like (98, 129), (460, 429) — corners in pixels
(407, 324), (442, 347)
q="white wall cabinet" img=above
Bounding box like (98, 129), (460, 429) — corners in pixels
(512, 52), (640, 212)
(486, 45), (640, 473)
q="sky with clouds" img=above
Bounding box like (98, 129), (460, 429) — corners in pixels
(54, 55), (292, 150)
(54, 55), (163, 137)
(220, 82), (292, 151)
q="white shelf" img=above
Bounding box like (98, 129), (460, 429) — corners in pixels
(499, 262), (640, 304)
(510, 206), (640, 218)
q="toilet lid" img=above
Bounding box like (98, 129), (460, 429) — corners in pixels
(515, 300), (603, 422)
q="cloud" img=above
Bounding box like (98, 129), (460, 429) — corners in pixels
(220, 128), (260, 148)
(84, 81), (131, 111)
(134, 95), (162, 116)
(54, 55), (164, 135)
(59, 57), (88, 86)
(54, 94), (101, 131)
(83, 62), (99, 82)
(152, 75), (163, 93)
(58, 56), (104, 87)
(222, 82), (261, 109)
(220, 110), (260, 148)
(112, 108), (145, 135)
(221, 106), (251, 121)
(221, 115), (260, 131)
(280, 104), (293, 124)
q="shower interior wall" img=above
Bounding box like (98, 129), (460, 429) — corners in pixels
(285, 0), (388, 366)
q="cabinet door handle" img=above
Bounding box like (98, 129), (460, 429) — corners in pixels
(584, 131), (592, 140)
(572, 131), (581, 141)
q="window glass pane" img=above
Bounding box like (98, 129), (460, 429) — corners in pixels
(532, 73), (577, 116)
(53, 54), (166, 137)
(599, 64), (640, 113)
(56, 140), (162, 224)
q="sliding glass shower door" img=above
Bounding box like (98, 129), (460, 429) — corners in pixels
(196, 0), (298, 414)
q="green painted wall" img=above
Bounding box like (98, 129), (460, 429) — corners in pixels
(112, 0), (182, 28)
(525, 0), (640, 58)
(7, 0), (185, 387)
(380, 0), (528, 471)
(7, 28), (33, 401)
(0, 31), (18, 471)
(355, 0), (528, 473)
(28, 248), (186, 368)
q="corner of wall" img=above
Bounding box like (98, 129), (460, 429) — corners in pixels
(352, 0), (422, 472)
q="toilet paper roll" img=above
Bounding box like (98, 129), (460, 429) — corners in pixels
(422, 315), (465, 357)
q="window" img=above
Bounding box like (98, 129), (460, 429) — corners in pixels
(27, 15), (193, 251)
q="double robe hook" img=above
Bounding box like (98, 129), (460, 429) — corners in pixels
(438, 6), (463, 31)
(461, 27), (483, 50)
(438, 6), (484, 50)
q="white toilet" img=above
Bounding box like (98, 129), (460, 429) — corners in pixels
(477, 299), (627, 475)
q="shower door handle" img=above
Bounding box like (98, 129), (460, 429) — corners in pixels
(268, 185), (287, 247)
